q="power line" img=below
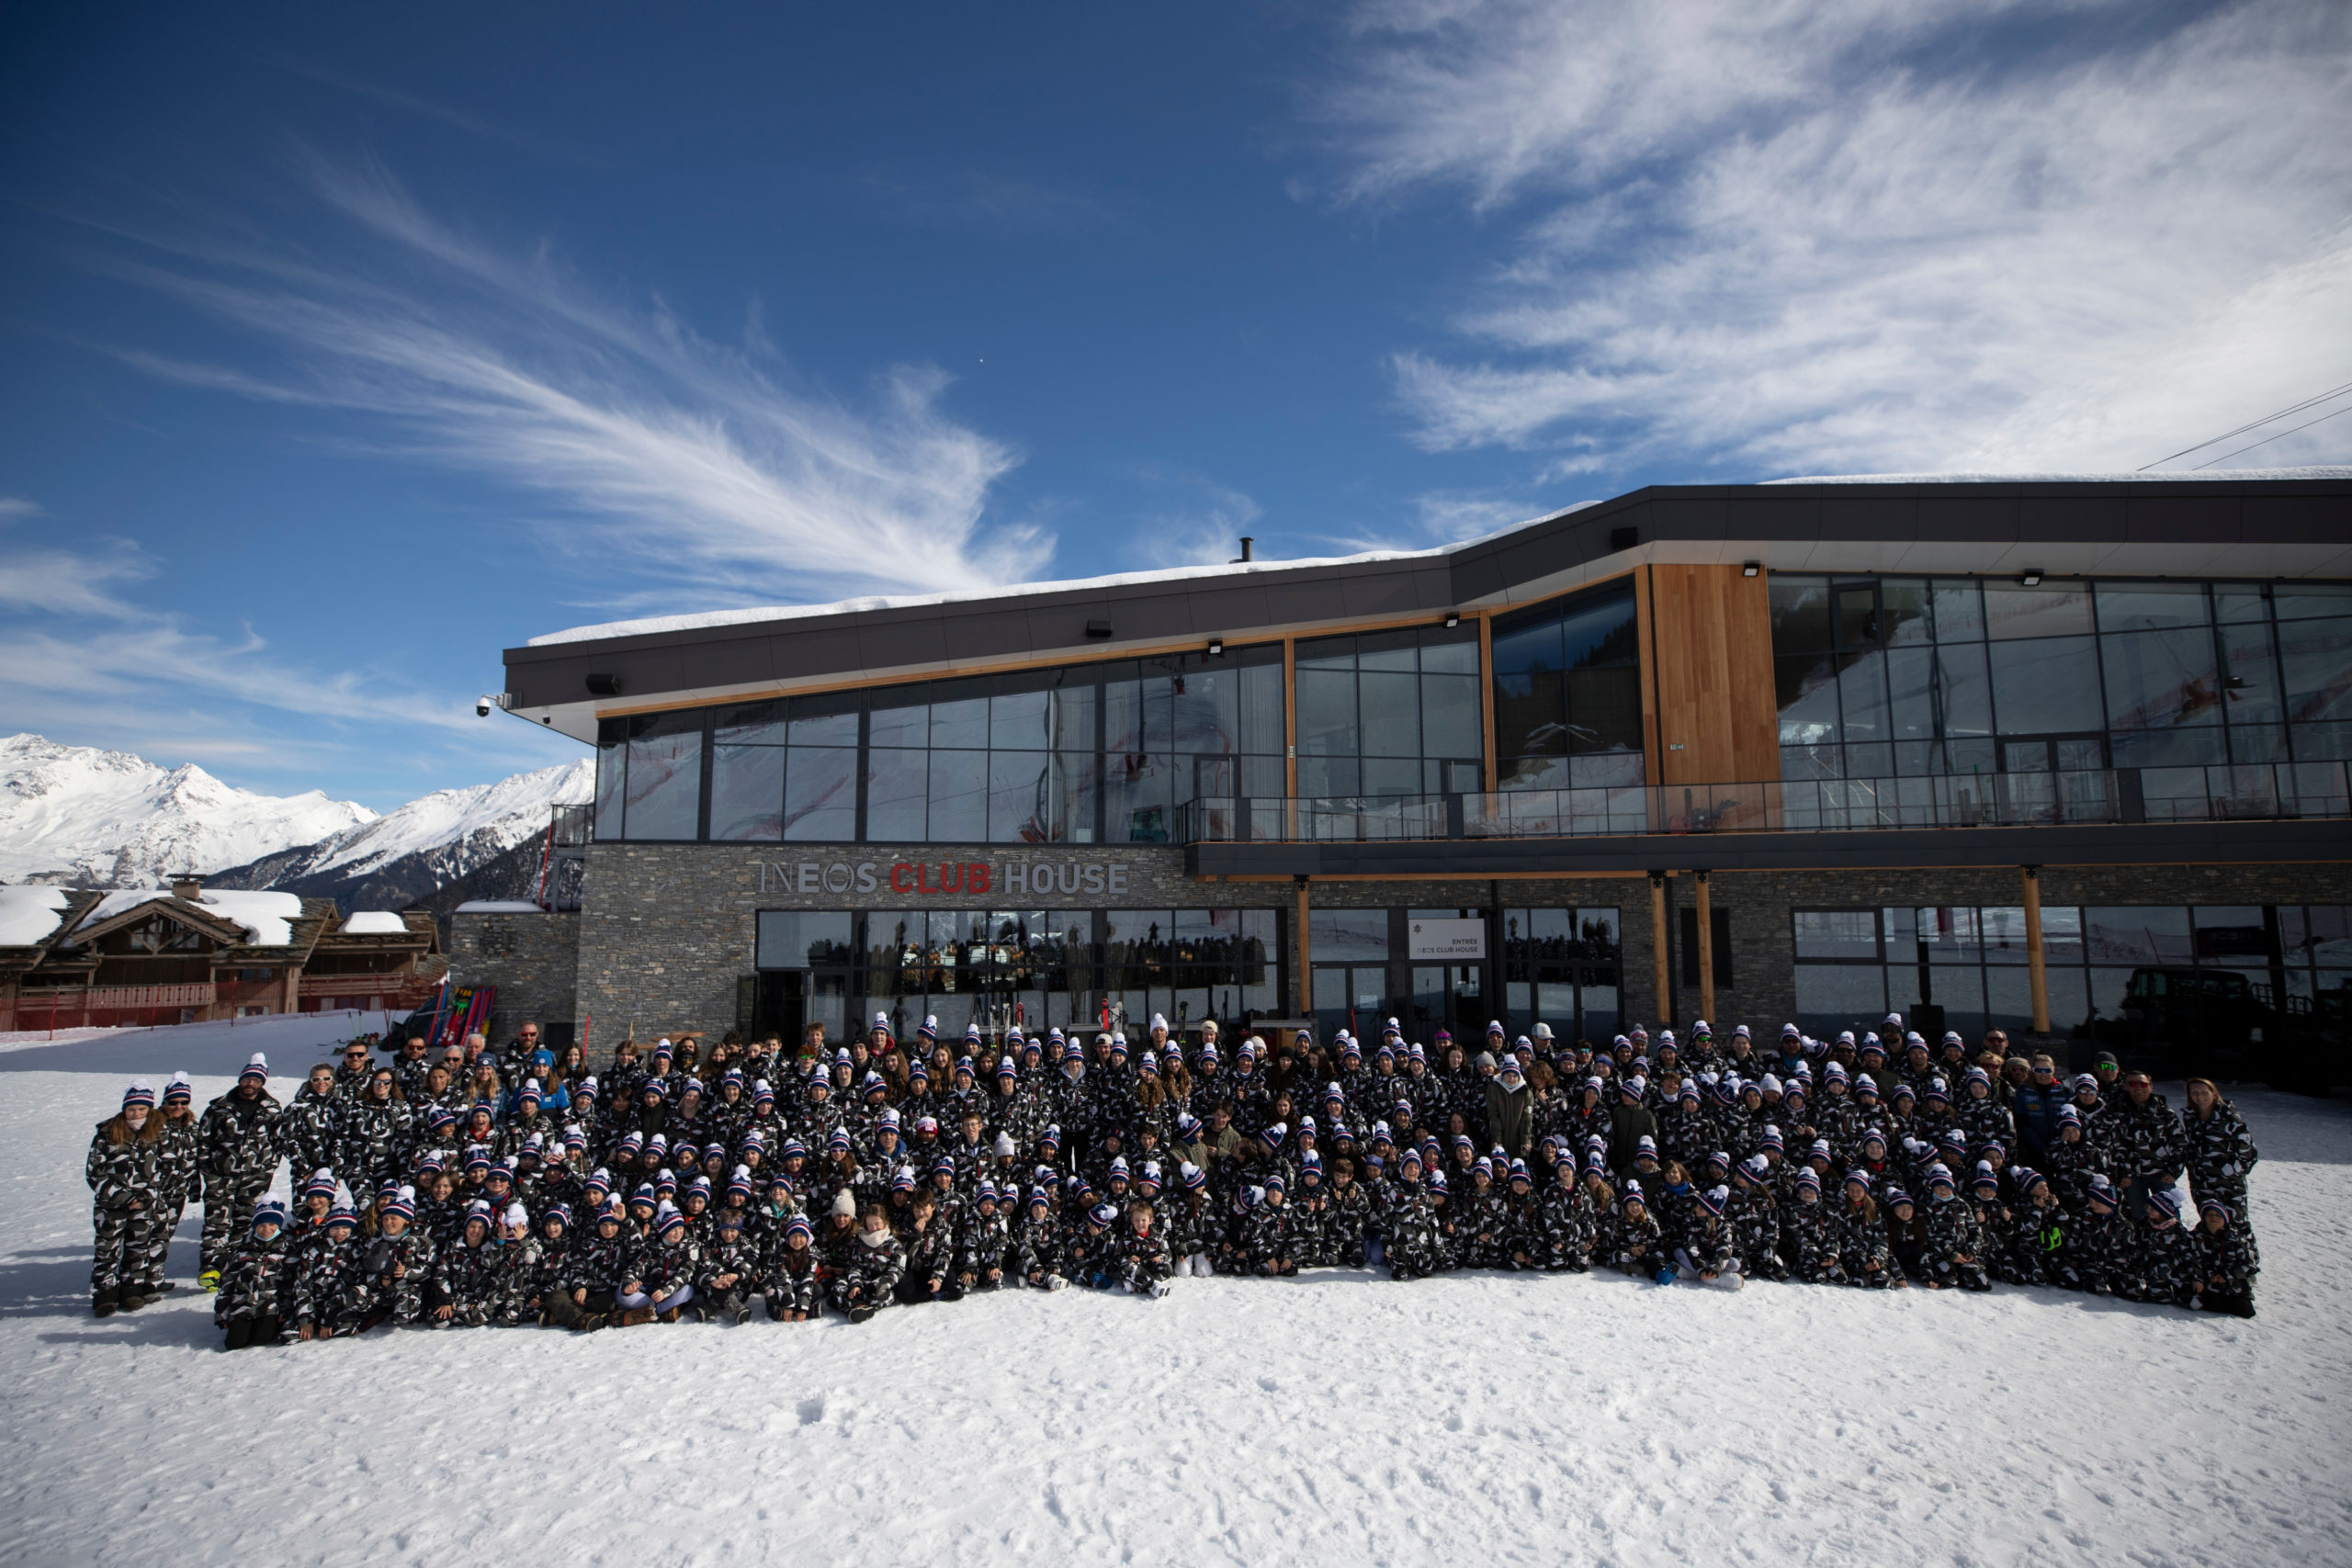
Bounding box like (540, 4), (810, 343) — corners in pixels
(2139, 376), (2352, 470)
(2189, 400), (2352, 470)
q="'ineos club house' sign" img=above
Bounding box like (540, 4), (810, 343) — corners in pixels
(1408, 918), (1487, 960)
(756, 859), (1135, 897)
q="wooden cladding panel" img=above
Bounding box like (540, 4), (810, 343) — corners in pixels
(1645, 564), (1779, 786)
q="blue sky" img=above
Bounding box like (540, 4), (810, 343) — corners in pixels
(3, 1), (2349, 808)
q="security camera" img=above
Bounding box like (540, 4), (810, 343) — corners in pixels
(476, 695), (495, 717)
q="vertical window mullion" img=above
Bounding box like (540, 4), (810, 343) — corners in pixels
(854, 705), (871, 844)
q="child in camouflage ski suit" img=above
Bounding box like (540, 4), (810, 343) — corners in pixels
(86, 1080), (165, 1315)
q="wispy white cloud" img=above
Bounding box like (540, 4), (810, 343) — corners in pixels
(1318, 0), (2352, 476)
(97, 156), (1048, 601)
(0, 523), (578, 798)
(1128, 470), (1266, 570)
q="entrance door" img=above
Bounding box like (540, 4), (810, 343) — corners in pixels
(754, 972), (804, 1042)
(1313, 964), (1392, 1043)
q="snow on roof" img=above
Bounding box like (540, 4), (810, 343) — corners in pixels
(1766, 466), (2352, 485)
(454, 900), (547, 914)
(341, 910), (409, 935)
(526, 503), (1609, 649)
(74, 887), (307, 947)
(0, 886), (70, 946)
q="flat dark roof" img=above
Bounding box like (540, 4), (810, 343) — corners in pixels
(502, 475), (2352, 742)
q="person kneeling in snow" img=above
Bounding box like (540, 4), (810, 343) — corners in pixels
(1674, 1185), (1743, 1289)
(2185, 1197), (2257, 1318)
(831, 1204), (904, 1324)
(616, 1203), (698, 1324)
(695, 1209), (762, 1324)
(216, 1200), (293, 1349)
(1117, 1200), (1173, 1297)
(763, 1213), (822, 1321)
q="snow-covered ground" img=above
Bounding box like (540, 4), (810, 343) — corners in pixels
(4, 1015), (2349, 1567)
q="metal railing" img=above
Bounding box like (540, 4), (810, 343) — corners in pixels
(1172, 761), (2352, 844)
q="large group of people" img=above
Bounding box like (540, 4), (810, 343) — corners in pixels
(83, 1008), (2265, 1348)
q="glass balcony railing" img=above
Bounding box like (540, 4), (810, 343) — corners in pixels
(1171, 761), (2352, 844)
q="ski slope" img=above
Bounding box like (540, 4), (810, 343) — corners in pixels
(3, 1015), (2348, 1568)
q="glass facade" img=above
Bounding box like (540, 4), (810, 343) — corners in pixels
(749, 907), (1281, 1041)
(1294, 623), (1485, 797)
(1491, 580), (1645, 790)
(1769, 574), (2352, 783)
(1500, 907), (1623, 1043)
(597, 645), (1283, 844)
(1792, 903), (2352, 1043)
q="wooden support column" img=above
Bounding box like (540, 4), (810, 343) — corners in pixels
(1295, 875), (1312, 1017)
(1694, 871), (1715, 1026)
(1648, 872), (1672, 1027)
(2021, 864), (2050, 1034)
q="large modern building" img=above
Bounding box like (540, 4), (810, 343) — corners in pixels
(482, 473), (2352, 1066)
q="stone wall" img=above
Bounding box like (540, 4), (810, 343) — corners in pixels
(448, 909), (580, 1046)
(565, 841), (2352, 1046)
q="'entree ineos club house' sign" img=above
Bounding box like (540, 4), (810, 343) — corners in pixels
(755, 859), (1136, 897)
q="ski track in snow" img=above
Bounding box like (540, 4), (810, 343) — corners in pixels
(4, 1015), (2349, 1567)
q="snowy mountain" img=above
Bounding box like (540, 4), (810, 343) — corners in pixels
(0, 733), (376, 888)
(205, 758), (594, 913)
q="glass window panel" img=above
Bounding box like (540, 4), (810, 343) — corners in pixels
(869, 700), (927, 749)
(1104, 751), (1172, 842)
(1934, 642), (1993, 739)
(594, 739), (626, 840)
(2305, 907), (2352, 966)
(928, 694), (988, 751)
(987, 752), (1051, 843)
(1989, 636), (2103, 734)
(1174, 667), (1241, 756)
(2218, 619), (2282, 726)
(2279, 616), (2352, 725)
(2273, 584), (2352, 620)
(1497, 665), (1567, 758)
(1794, 909), (1880, 960)
(2213, 584), (2270, 625)
(1835, 584), (1882, 649)
(926, 750), (988, 841)
(1917, 906), (1982, 962)
(1101, 671), (1143, 754)
(787, 705), (859, 747)
(708, 744), (786, 841)
(1570, 751), (1645, 788)
(1931, 580), (1984, 641)
(1141, 675), (1176, 753)
(1295, 635), (1355, 671)
(1558, 586), (1640, 669)
(1420, 634), (1479, 675)
(1499, 756), (1567, 791)
(1297, 755), (1361, 795)
(1794, 964), (1886, 1030)
(1882, 579), (1931, 645)
(757, 912), (855, 970)
(1295, 669), (1360, 757)
(2292, 723), (2352, 761)
(1363, 759), (1421, 795)
(1490, 615), (1561, 677)
(714, 700), (789, 747)
(1421, 674), (1484, 758)
(1980, 906), (2031, 963)
(1838, 651), (1892, 742)
(1984, 583), (2093, 639)
(1770, 576), (1832, 654)
(867, 913), (918, 981)
(622, 718), (703, 840)
(865, 748), (928, 842)
(2110, 728), (2226, 770)
(1886, 646), (1937, 740)
(989, 689), (1050, 750)
(1357, 629), (1419, 672)
(1918, 964), (1983, 1031)
(2229, 724), (2290, 764)
(1563, 666), (1640, 754)
(2087, 967), (2139, 1026)
(783, 747), (858, 841)
(1776, 654), (1840, 745)
(2042, 967), (2089, 1034)
(2102, 626), (2222, 731)
(1986, 966), (2040, 1032)
(1360, 671), (1421, 758)
(1239, 663), (1284, 755)
(2098, 581), (2209, 633)
(2041, 906), (2085, 964)
(2084, 907), (2194, 964)
(1311, 908), (1390, 961)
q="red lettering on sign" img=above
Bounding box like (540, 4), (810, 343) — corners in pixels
(965, 863), (990, 895)
(938, 863), (964, 893)
(889, 863), (916, 893)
